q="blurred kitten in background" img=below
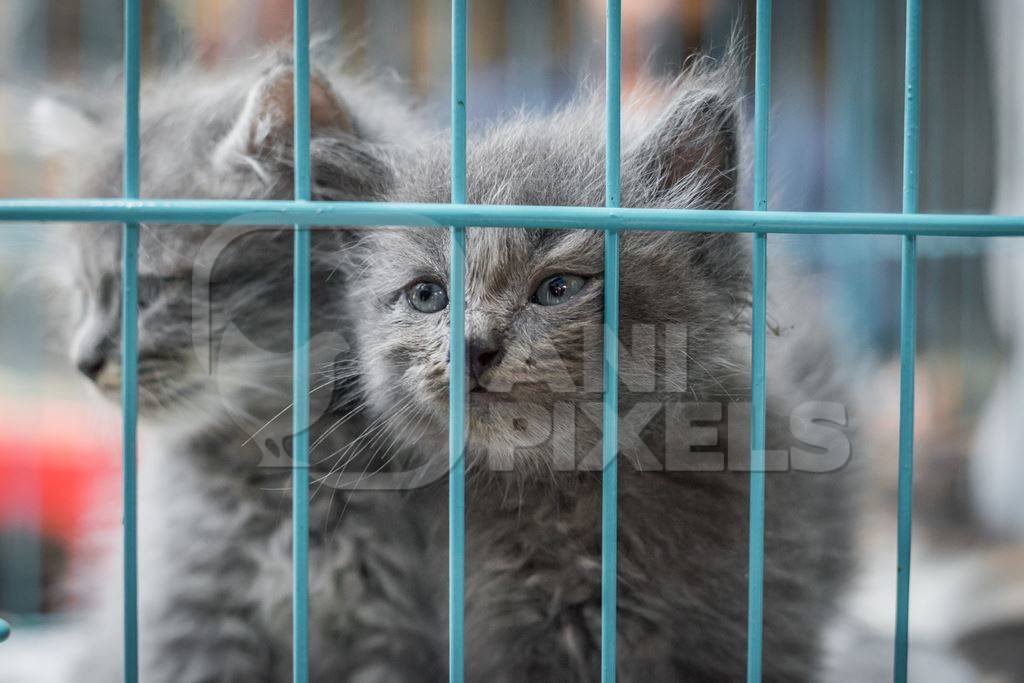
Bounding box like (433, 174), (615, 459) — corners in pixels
(6, 56), (435, 683)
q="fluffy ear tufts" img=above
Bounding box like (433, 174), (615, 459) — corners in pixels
(213, 65), (356, 173)
(628, 69), (743, 209)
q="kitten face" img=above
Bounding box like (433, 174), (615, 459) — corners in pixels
(350, 228), (604, 461)
(65, 223), (309, 424)
(50, 61), (399, 434)
(345, 62), (749, 473)
(350, 227), (746, 473)
(66, 225), (191, 410)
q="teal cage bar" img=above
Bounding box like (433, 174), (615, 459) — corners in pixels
(449, 0), (467, 679)
(601, 1), (621, 682)
(121, 0), (140, 681)
(292, 0), (313, 679)
(0, 0), (1000, 681)
(746, 0), (771, 680)
(894, 1), (922, 681)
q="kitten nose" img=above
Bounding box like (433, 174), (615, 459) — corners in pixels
(76, 353), (108, 381)
(468, 340), (504, 383)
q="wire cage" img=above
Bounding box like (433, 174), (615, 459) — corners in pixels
(0, 0), (1019, 682)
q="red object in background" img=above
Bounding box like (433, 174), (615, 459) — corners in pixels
(0, 398), (119, 543)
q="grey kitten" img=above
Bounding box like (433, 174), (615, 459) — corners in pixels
(339, 55), (858, 681)
(31, 59), (449, 683)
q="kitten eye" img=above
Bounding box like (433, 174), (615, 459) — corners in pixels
(406, 281), (449, 314)
(137, 275), (163, 310)
(135, 274), (187, 310)
(533, 274), (586, 306)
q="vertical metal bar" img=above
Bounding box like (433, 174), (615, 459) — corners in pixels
(747, 1), (771, 681)
(601, 1), (621, 681)
(292, 0), (312, 681)
(122, 1), (141, 681)
(894, 1), (921, 680)
(449, 0), (467, 680)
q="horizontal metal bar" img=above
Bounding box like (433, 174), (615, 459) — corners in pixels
(2, 199), (1024, 236)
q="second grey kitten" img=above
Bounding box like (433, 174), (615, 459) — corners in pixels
(338, 54), (858, 681)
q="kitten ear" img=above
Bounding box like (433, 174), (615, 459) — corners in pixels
(29, 97), (103, 157)
(628, 80), (741, 209)
(212, 65), (357, 173)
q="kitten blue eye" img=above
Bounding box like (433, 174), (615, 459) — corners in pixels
(533, 274), (586, 306)
(406, 281), (448, 313)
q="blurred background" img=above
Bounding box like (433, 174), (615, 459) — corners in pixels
(0, 0), (1020, 680)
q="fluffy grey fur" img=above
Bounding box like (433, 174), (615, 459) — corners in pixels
(337, 54), (858, 681)
(33, 57), (454, 683)
(28, 51), (859, 683)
